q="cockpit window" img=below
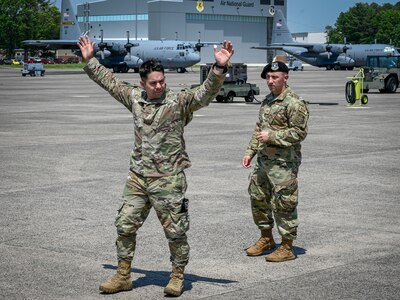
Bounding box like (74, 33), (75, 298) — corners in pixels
(177, 44), (184, 50)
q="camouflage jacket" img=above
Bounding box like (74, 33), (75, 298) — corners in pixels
(245, 86), (309, 163)
(84, 58), (226, 177)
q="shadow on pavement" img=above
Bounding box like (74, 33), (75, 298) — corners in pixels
(102, 264), (238, 291)
(260, 245), (307, 257)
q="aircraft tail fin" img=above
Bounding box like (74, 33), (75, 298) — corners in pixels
(271, 9), (294, 44)
(60, 0), (82, 40)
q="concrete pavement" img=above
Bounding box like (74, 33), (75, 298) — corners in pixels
(0, 65), (399, 299)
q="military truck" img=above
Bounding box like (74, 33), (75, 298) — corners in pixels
(193, 63), (260, 103)
(363, 54), (400, 93)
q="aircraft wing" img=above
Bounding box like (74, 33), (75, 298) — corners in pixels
(22, 39), (79, 49)
(252, 43), (316, 50)
(251, 46), (284, 50)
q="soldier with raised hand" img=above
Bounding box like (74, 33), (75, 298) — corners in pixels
(77, 35), (234, 296)
(242, 60), (309, 262)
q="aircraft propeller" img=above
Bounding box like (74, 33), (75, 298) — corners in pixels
(325, 44), (333, 59)
(194, 38), (205, 52)
(124, 31), (134, 60)
(98, 29), (107, 60)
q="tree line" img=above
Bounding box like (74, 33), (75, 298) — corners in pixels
(0, 1), (399, 58)
(326, 2), (400, 46)
(0, 0), (60, 58)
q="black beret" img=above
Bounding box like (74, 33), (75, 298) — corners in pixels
(261, 61), (289, 79)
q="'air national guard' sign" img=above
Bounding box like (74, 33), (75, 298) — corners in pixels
(196, 1), (204, 12)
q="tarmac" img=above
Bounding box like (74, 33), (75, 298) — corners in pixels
(0, 65), (399, 300)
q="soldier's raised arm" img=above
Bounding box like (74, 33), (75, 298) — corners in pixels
(78, 35), (134, 110)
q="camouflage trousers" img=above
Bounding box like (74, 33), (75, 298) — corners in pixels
(115, 170), (190, 267)
(248, 157), (300, 240)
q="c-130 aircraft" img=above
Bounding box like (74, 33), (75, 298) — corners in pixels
(23, 0), (207, 73)
(252, 9), (399, 70)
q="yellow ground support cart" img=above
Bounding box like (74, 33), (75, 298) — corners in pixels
(345, 68), (368, 105)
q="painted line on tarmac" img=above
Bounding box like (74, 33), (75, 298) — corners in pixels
(346, 106), (371, 109)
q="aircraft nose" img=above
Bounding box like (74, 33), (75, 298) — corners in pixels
(188, 52), (201, 64)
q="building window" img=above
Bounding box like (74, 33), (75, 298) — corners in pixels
(77, 14), (148, 22)
(187, 13), (266, 23)
(260, 0), (271, 4)
(274, 0), (284, 5)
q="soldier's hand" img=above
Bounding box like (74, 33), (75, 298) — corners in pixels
(256, 130), (270, 143)
(242, 155), (252, 169)
(77, 35), (95, 62)
(214, 40), (234, 67)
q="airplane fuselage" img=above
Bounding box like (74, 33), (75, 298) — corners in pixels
(93, 39), (201, 71)
(281, 44), (398, 69)
(254, 9), (400, 70)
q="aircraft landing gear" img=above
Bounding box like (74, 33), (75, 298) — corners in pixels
(113, 64), (129, 73)
(177, 67), (187, 73)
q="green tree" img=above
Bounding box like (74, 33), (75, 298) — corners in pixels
(326, 2), (400, 47)
(374, 9), (400, 46)
(0, 0), (60, 58)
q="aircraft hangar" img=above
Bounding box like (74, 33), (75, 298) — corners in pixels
(76, 0), (287, 64)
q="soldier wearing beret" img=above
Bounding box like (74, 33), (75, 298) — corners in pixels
(78, 35), (234, 296)
(242, 60), (309, 262)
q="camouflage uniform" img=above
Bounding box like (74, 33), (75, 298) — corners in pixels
(84, 58), (226, 267)
(245, 86), (309, 240)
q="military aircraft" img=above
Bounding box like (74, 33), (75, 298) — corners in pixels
(23, 0), (205, 73)
(252, 9), (400, 70)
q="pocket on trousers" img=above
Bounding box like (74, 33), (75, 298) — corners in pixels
(169, 197), (190, 233)
(274, 177), (298, 212)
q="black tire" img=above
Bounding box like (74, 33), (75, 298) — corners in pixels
(113, 66), (119, 73)
(362, 89), (369, 93)
(385, 77), (398, 93)
(216, 95), (224, 103)
(245, 91), (255, 103)
(347, 67), (354, 71)
(225, 92), (235, 103)
(120, 64), (129, 73)
(345, 81), (356, 104)
(361, 95), (368, 105)
(334, 64), (340, 70)
(326, 65), (332, 70)
(22, 74), (26, 77)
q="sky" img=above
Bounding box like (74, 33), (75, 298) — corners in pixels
(54, 0), (399, 33)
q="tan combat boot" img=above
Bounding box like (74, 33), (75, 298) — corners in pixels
(99, 260), (132, 293)
(164, 265), (185, 297)
(265, 237), (296, 262)
(246, 228), (276, 256)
